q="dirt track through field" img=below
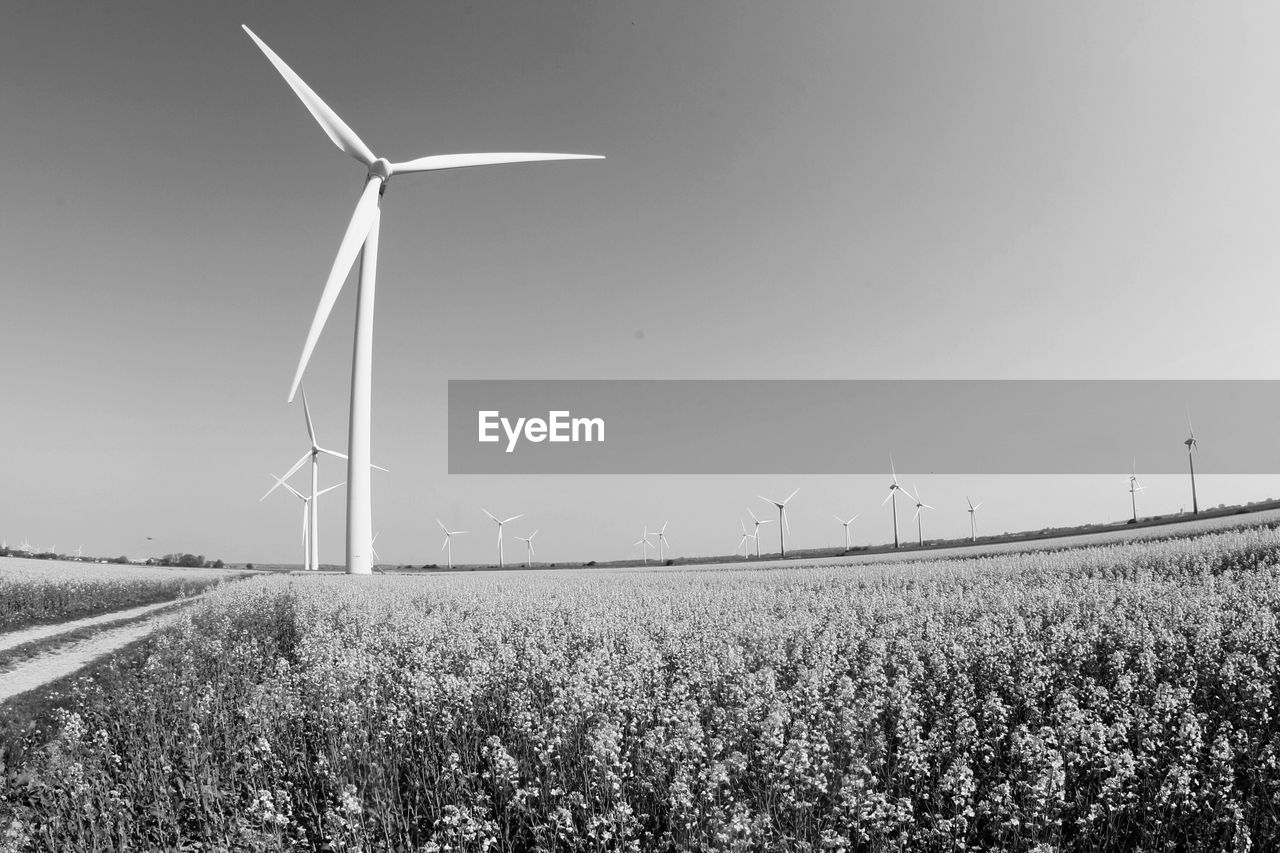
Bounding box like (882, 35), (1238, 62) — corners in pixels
(0, 609), (186, 703)
(0, 598), (188, 654)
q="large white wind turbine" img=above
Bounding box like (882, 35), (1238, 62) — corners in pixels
(482, 509), (523, 569)
(515, 530), (539, 568)
(244, 26), (602, 575)
(910, 485), (934, 546)
(436, 520), (466, 570)
(747, 508), (772, 558)
(758, 488), (799, 557)
(263, 475), (343, 570)
(634, 526), (655, 565)
(966, 496), (982, 542)
(882, 455), (909, 548)
(834, 513), (859, 551)
(1185, 412), (1200, 515)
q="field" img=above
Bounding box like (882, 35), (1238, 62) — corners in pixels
(3, 526), (1280, 851)
(0, 558), (252, 633)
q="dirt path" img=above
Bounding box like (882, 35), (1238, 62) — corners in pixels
(0, 598), (190, 654)
(0, 609), (186, 702)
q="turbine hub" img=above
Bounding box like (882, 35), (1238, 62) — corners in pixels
(369, 158), (393, 182)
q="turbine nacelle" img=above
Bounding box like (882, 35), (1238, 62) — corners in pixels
(369, 158), (393, 182)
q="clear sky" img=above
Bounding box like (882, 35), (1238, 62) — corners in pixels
(4, 1), (1280, 565)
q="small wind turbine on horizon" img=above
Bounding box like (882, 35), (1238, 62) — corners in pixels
(737, 521), (756, 559)
(72, 544), (84, 560)
(1185, 412), (1200, 515)
(264, 475), (343, 570)
(747, 508), (772, 558)
(910, 485), (934, 546)
(653, 522), (670, 562)
(243, 25), (602, 575)
(883, 455), (909, 548)
(482, 510), (523, 569)
(436, 520), (466, 570)
(515, 530), (539, 568)
(834, 513), (859, 551)
(966, 496), (983, 542)
(634, 526), (655, 564)
(1127, 460), (1146, 523)
(758, 488), (799, 557)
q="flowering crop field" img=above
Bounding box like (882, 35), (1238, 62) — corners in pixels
(0, 558), (253, 633)
(4, 526), (1280, 851)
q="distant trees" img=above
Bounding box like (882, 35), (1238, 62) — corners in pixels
(156, 553), (220, 569)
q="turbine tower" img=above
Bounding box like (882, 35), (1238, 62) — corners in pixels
(1185, 412), (1199, 515)
(758, 488), (799, 557)
(515, 530), (539, 568)
(966, 496), (982, 542)
(244, 26), (602, 575)
(482, 509), (523, 569)
(436, 519), (466, 570)
(833, 513), (859, 551)
(910, 485), (934, 546)
(882, 455), (909, 548)
(1127, 460), (1145, 524)
(747, 509), (772, 558)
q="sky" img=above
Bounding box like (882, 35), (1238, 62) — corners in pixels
(4, 1), (1280, 566)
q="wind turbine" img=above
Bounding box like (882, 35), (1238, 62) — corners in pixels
(758, 488), (799, 557)
(653, 521), (670, 562)
(18, 538), (30, 554)
(882, 455), (909, 548)
(737, 521), (756, 559)
(833, 514), (859, 551)
(634, 526), (654, 564)
(515, 530), (539, 568)
(264, 475), (343, 570)
(72, 545), (84, 560)
(262, 387), (384, 573)
(1127, 460), (1145, 523)
(910, 485), (934, 546)
(244, 26), (602, 575)
(966, 496), (982, 542)
(1185, 412), (1199, 515)
(747, 509), (772, 558)
(436, 520), (466, 570)
(482, 509), (523, 568)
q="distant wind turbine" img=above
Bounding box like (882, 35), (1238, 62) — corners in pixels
(966, 496), (983, 542)
(737, 521), (756, 558)
(515, 530), (539, 568)
(747, 508), (772, 558)
(436, 520), (467, 570)
(653, 521), (670, 562)
(634, 526), (654, 564)
(1185, 412), (1199, 515)
(482, 509), (523, 568)
(243, 25), (602, 575)
(833, 514), (859, 551)
(882, 455), (909, 548)
(758, 488), (799, 557)
(1127, 460), (1145, 523)
(72, 544), (84, 560)
(910, 485), (934, 546)
(264, 474), (343, 570)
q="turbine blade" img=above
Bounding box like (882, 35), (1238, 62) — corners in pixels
(287, 178), (382, 402)
(441, 538), (449, 552)
(437, 518), (449, 533)
(482, 509), (499, 523)
(316, 482), (344, 496)
(371, 462), (390, 473)
(502, 514), (523, 524)
(300, 385), (317, 445)
(390, 152), (603, 175)
(882, 492), (893, 506)
(318, 447), (349, 460)
(241, 26), (376, 166)
(276, 476), (305, 501)
(260, 453), (310, 501)
(783, 488), (800, 505)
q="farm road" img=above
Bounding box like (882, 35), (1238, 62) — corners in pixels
(0, 598), (186, 654)
(0, 609), (186, 702)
